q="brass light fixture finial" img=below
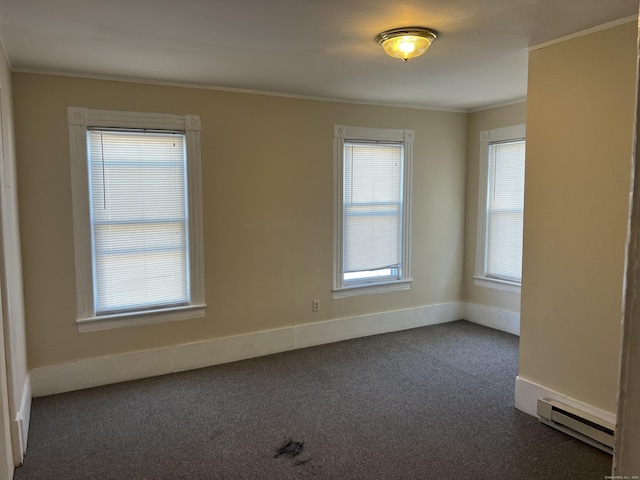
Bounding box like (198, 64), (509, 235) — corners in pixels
(376, 27), (437, 62)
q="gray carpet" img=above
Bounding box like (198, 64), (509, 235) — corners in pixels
(15, 320), (611, 479)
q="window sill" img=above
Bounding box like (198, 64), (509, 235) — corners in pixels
(473, 276), (521, 294)
(333, 279), (413, 299)
(76, 304), (206, 333)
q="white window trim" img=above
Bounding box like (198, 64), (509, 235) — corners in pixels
(473, 275), (521, 294)
(333, 124), (413, 298)
(68, 107), (206, 332)
(475, 124), (525, 294)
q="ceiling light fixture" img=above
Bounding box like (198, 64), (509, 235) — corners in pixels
(375, 27), (437, 62)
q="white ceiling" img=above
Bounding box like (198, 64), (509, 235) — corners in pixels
(0, 0), (637, 111)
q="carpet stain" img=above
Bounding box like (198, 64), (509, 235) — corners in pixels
(274, 437), (305, 458)
(293, 458), (311, 467)
(274, 437), (317, 476)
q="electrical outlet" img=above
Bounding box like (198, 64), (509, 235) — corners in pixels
(312, 299), (320, 312)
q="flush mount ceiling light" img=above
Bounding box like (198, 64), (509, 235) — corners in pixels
(375, 27), (437, 62)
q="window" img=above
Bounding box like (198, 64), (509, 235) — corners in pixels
(68, 107), (205, 332)
(475, 124), (526, 293)
(333, 125), (413, 298)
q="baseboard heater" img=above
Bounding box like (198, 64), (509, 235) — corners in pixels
(536, 398), (614, 454)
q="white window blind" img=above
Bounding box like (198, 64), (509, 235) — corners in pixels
(88, 129), (189, 314)
(486, 139), (525, 282)
(343, 141), (403, 282)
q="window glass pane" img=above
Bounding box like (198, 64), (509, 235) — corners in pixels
(88, 130), (189, 313)
(344, 269), (394, 281)
(343, 142), (403, 282)
(486, 139), (525, 282)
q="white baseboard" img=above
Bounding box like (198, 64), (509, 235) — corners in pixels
(295, 302), (463, 349)
(31, 302), (464, 397)
(12, 374), (31, 464)
(31, 328), (296, 397)
(515, 375), (616, 426)
(464, 303), (520, 336)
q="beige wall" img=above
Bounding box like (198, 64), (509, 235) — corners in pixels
(520, 21), (637, 414)
(615, 26), (640, 468)
(614, 16), (640, 474)
(0, 40), (28, 470)
(0, 298), (14, 479)
(464, 102), (526, 313)
(13, 73), (468, 368)
(0, 52), (12, 480)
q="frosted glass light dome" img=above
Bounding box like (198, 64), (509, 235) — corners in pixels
(375, 27), (437, 62)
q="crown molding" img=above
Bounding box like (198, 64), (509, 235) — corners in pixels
(529, 15), (637, 52)
(12, 67), (468, 113)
